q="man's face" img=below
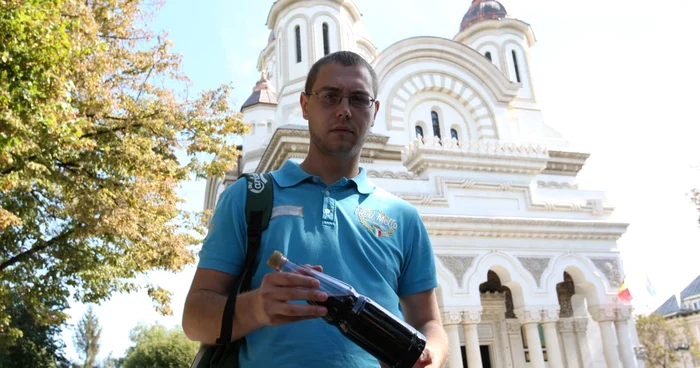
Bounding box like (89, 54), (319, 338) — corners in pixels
(300, 62), (380, 158)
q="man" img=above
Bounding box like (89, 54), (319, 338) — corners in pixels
(183, 51), (448, 367)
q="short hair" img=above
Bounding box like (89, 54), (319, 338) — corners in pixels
(304, 51), (378, 96)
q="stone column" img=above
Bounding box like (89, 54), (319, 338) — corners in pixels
(558, 317), (580, 368)
(462, 310), (483, 368)
(443, 310), (465, 368)
(574, 317), (593, 368)
(590, 306), (622, 368)
(615, 307), (638, 368)
(515, 308), (545, 368)
(541, 308), (564, 368)
(506, 319), (526, 368)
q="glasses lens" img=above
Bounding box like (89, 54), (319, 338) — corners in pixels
(350, 95), (373, 108)
(317, 91), (340, 105)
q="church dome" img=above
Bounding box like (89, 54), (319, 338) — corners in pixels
(460, 0), (509, 32)
(241, 71), (278, 111)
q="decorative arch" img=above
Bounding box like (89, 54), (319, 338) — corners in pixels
(385, 70), (498, 139)
(467, 252), (534, 308)
(407, 94), (474, 143)
(544, 254), (611, 306)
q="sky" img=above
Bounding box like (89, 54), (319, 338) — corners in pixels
(60, 0), (700, 362)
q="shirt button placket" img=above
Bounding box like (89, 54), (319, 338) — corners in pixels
(322, 189), (334, 225)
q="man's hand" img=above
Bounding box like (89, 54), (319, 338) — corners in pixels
(379, 347), (434, 368)
(251, 265), (329, 327)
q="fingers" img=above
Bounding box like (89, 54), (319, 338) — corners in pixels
(264, 270), (320, 289)
(304, 264), (323, 272)
(254, 271), (329, 326)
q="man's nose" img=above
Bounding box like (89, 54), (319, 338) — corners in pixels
(335, 97), (352, 120)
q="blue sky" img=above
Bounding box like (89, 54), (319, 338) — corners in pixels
(61, 0), (700, 362)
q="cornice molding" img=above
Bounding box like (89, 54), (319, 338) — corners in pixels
(421, 215), (628, 240)
(402, 138), (549, 176)
(543, 150), (590, 176)
(395, 173), (614, 215)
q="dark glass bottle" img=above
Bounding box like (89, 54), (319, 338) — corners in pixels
(267, 251), (426, 368)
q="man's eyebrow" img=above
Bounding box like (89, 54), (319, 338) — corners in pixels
(317, 86), (371, 95)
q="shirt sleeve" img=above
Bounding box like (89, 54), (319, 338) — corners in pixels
(397, 208), (438, 296)
(197, 179), (248, 275)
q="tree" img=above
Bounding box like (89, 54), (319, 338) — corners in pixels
(636, 313), (686, 368)
(0, 0), (247, 353)
(120, 323), (199, 368)
(0, 292), (71, 368)
(73, 306), (101, 368)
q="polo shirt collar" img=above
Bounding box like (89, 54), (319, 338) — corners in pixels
(270, 160), (376, 194)
(271, 160), (312, 188)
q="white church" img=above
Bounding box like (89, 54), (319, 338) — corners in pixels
(203, 1), (646, 367)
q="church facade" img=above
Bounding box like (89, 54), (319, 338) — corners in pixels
(203, 1), (645, 367)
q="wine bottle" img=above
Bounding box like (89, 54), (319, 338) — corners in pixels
(267, 251), (426, 368)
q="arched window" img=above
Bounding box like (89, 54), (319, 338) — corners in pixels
(431, 111), (441, 139)
(415, 125), (424, 138)
(485, 51), (492, 61)
(322, 23), (330, 56)
(295, 25), (302, 63)
(450, 128), (458, 141)
(512, 50), (521, 83)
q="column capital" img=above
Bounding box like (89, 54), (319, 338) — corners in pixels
(506, 319), (522, 335)
(573, 317), (588, 333)
(587, 305), (617, 322)
(515, 307), (542, 325)
(541, 306), (561, 323)
(461, 309), (482, 324)
(615, 305), (633, 322)
(557, 317), (575, 333)
(442, 309), (463, 325)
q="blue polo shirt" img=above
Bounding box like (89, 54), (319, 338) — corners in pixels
(198, 160), (437, 368)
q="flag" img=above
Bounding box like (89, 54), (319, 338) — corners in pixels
(618, 278), (633, 303)
(645, 273), (656, 297)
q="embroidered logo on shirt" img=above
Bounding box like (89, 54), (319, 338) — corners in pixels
(355, 206), (397, 238)
(248, 173), (268, 194)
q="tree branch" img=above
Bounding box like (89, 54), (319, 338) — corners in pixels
(0, 227), (78, 271)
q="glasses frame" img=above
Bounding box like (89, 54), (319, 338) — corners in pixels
(305, 90), (376, 108)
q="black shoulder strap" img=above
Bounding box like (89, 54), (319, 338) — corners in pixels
(216, 172), (273, 345)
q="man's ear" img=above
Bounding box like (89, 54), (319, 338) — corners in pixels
(300, 92), (309, 120)
(371, 100), (380, 127)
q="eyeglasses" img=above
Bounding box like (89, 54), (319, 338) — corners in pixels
(306, 90), (376, 108)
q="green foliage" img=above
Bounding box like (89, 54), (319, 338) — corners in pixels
(0, 0), (248, 354)
(73, 306), (101, 368)
(636, 313), (685, 368)
(0, 292), (71, 367)
(120, 323), (199, 368)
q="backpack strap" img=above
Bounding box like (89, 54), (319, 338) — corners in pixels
(215, 172), (274, 345)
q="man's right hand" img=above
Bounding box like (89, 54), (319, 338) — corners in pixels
(251, 265), (329, 327)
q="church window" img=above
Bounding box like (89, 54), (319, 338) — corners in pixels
(485, 51), (492, 61)
(512, 50), (521, 83)
(415, 125), (424, 138)
(295, 25), (302, 63)
(322, 23), (330, 56)
(431, 111), (442, 139)
(450, 128), (458, 141)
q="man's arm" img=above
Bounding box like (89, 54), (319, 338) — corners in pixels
(400, 289), (448, 368)
(182, 267), (329, 344)
(182, 268), (258, 344)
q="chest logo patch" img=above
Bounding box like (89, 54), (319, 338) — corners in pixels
(355, 206), (398, 238)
